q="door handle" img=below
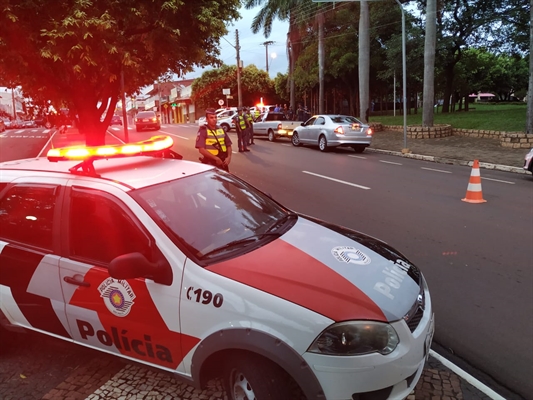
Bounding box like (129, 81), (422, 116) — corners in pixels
(63, 276), (90, 287)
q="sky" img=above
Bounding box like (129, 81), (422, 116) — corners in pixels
(182, 5), (290, 80)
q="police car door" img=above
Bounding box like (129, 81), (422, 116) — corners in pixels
(0, 177), (71, 338)
(59, 183), (188, 372)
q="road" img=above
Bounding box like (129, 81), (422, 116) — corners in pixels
(1, 124), (531, 399)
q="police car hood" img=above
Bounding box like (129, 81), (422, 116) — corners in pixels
(207, 215), (422, 322)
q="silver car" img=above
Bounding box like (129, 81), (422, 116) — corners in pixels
(291, 114), (373, 153)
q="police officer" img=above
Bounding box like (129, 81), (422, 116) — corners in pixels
(244, 107), (255, 145)
(232, 108), (249, 152)
(196, 108), (233, 171)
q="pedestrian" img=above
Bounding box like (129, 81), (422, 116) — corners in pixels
(195, 108), (233, 171)
(232, 108), (249, 152)
(297, 104), (305, 122)
(244, 107), (255, 145)
(288, 106), (294, 120)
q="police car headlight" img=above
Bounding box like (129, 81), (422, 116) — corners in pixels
(308, 321), (399, 356)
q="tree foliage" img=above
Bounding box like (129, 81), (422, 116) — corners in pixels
(190, 64), (276, 109)
(0, 0), (240, 144)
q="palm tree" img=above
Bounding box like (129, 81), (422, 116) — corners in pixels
(244, 0), (302, 111)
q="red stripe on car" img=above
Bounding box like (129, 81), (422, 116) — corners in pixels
(207, 240), (386, 322)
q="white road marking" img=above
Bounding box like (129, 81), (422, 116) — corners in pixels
(302, 171), (370, 190)
(14, 129), (24, 133)
(421, 167), (452, 173)
(379, 160), (402, 165)
(429, 350), (506, 400)
(348, 155), (367, 159)
(481, 177), (515, 184)
(159, 131), (189, 140)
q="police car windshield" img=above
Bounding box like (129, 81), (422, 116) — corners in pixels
(132, 170), (292, 261)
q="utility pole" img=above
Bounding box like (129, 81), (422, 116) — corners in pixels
(262, 40), (274, 73)
(236, 30), (243, 108)
(120, 68), (129, 142)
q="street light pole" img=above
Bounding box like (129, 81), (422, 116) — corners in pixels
(262, 40), (274, 73)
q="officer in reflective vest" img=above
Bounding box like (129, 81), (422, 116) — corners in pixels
(244, 107), (255, 145)
(232, 108), (249, 152)
(196, 108), (232, 171)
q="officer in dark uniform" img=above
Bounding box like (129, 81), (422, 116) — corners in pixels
(196, 108), (233, 171)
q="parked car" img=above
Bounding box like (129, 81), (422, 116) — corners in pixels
(253, 111), (301, 141)
(197, 108), (233, 127)
(110, 115), (122, 126)
(524, 148), (533, 174)
(0, 135), (433, 400)
(134, 111), (160, 131)
(291, 114), (373, 153)
(217, 109), (238, 132)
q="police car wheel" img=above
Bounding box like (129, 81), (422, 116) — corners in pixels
(268, 130), (276, 142)
(224, 353), (293, 400)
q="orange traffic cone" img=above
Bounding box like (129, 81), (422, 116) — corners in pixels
(462, 160), (487, 203)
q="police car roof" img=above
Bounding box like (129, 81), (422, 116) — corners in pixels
(0, 156), (213, 190)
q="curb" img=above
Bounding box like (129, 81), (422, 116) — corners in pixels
(366, 148), (527, 174)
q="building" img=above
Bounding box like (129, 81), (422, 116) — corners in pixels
(130, 79), (196, 124)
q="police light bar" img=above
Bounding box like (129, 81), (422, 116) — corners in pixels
(47, 135), (174, 162)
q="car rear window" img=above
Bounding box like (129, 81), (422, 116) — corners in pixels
(266, 113), (287, 121)
(330, 116), (360, 124)
(137, 112), (156, 118)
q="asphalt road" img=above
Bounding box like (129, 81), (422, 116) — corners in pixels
(1, 125), (531, 399)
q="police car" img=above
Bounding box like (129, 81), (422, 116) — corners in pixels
(0, 136), (434, 400)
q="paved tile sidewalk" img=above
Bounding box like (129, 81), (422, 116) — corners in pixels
(369, 131), (529, 172)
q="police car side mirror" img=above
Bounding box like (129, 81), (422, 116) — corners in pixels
(109, 252), (173, 286)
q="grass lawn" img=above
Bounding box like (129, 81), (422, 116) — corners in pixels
(373, 103), (527, 132)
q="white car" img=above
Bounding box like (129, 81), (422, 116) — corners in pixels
(0, 136), (433, 400)
(197, 108), (237, 128)
(524, 148), (533, 174)
(292, 114), (373, 153)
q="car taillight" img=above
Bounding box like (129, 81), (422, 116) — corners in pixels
(334, 126), (344, 134)
(152, 117), (157, 122)
(367, 128), (373, 136)
(277, 123), (282, 130)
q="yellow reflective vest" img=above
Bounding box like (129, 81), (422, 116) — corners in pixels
(205, 128), (228, 156)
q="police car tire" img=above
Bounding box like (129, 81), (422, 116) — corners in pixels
(223, 353), (294, 400)
(268, 129), (276, 142)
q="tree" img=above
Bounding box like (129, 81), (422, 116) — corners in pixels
(359, 1), (370, 122)
(191, 64), (274, 109)
(422, 0), (437, 126)
(430, 0), (529, 113)
(0, 0), (240, 145)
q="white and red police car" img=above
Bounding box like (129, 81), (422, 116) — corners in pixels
(0, 136), (434, 400)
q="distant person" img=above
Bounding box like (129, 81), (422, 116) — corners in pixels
(297, 104), (305, 122)
(232, 108), (249, 152)
(196, 108), (232, 171)
(287, 106), (294, 120)
(244, 107), (255, 145)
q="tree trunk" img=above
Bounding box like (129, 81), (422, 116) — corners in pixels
(422, 0), (436, 126)
(318, 12), (325, 114)
(442, 64), (455, 113)
(358, 0), (370, 122)
(526, 2), (533, 135)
